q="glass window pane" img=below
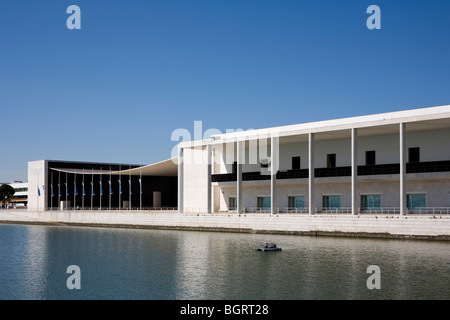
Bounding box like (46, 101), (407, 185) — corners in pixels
(290, 196), (304, 208)
(363, 195), (381, 208)
(407, 194), (426, 209)
(323, 195), (340, 208)
(229, 197), (236, 210)
(258, 197), (271, 209)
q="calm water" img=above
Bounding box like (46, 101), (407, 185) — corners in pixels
(0, 223), (449, 300)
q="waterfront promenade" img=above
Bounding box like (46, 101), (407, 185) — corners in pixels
(1, 210), (450, 240)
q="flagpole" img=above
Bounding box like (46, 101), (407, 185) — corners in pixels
(129, 165), (132, 210)
(58, 171), (60, 211)
(51, 171), (53, 211)
(74, 172), (76, 210)
(109, 166), (111, 211)
(140, 165), (142, 212)
(100, 167), (102, 211)
(66, 171), (68, 210)
(119, 165), (121, 211)
(91, 169), (94, 211)
(82, 169), (85, 210)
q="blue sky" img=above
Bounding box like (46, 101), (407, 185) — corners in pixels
(1, 0), (449, 182)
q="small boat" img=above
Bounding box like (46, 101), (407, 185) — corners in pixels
(256, 243), (282, 251)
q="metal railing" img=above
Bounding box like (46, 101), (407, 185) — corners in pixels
(214, 207), (450, 215)
(409, 207), (450, 214)
(47, 207), (177, 212)
(41, 206), (450, 215)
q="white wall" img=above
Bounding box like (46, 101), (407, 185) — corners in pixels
(27, 160), (47, 211)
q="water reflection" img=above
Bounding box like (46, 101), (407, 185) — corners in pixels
(0, 224), (449, 299)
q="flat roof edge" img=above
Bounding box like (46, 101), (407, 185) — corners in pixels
(206, 104), (450, 142)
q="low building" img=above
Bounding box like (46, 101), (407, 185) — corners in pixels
(0, 181), (28, 208)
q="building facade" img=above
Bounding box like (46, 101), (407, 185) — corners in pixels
(179, 105), (450, 215)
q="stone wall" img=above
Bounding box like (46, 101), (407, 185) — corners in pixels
(4, 210), (450, 240)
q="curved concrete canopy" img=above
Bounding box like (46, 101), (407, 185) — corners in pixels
(50, 157), (178, 176)
(114, 157), (178, 176)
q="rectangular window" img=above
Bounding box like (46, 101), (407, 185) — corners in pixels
(229, 197), (236, 210)
(232, 161), (237, 174)
(408, 147), (420, 163)
(322, 195), (340, 208)
(257, 197), (271, 209)
(327, 154), (336, 168)
(365, 151), (376, 166)
(361, 194), (381, 209)
(292, 156), (301, 170)
(407, 194), (426, 209)
(289, 196), (305, 208)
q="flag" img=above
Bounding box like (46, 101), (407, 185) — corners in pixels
(138, 178), (142, 194)
(129, 180), (132, 194)
(75, 184), (78, 196)
(99, 181), (103, 196)
(91, 182), (95, 196)
(109, 180), (113, 195)
(42, 185), (45, 196)
(51, 184), (54, 197)
(65, 183), (69, 196)
(118, 180), (122, 194)
(58, 184), (61, 197)
(82, 182), (85, 196)
(38, 186), (41, 197)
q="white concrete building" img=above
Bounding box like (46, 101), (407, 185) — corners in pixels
(178, 105), (450, 215)
(2, 181), (28, 207)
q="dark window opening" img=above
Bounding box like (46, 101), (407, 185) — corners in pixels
(260, 159), (269, 168)
(292, 156), (301, 170)
(409, 147), (420, 163)
(365, 151), (376, 166)
(327, 154), (336, 168)
(232, 161), (237, 174)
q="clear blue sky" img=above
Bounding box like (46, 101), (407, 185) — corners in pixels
(1, 0), (449, 182)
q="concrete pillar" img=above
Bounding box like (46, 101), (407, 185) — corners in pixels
(400, 123), (407, 215)
(206, 144), (212, 214)
(351, 128), (358, 215)
(271, 136), (279, 214)
(237, 140), (243, 214)
(308, 133), (315, 215)
(178, 147), (183, 213)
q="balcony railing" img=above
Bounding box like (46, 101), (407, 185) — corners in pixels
(212, 160), (450, 182)
(218, 207), (450, 214)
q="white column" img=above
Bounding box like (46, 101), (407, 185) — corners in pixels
(308, 133), (315, 215)
(206, 144), (212, 214)
(271, 136), (278, 214)
(351, 128), (358, 215)
(237, 140), (243, 214)
(178, 147), (184, 213)
(400, 123), (407, 215)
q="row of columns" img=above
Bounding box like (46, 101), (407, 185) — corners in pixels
(178, 123), (408, 215)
